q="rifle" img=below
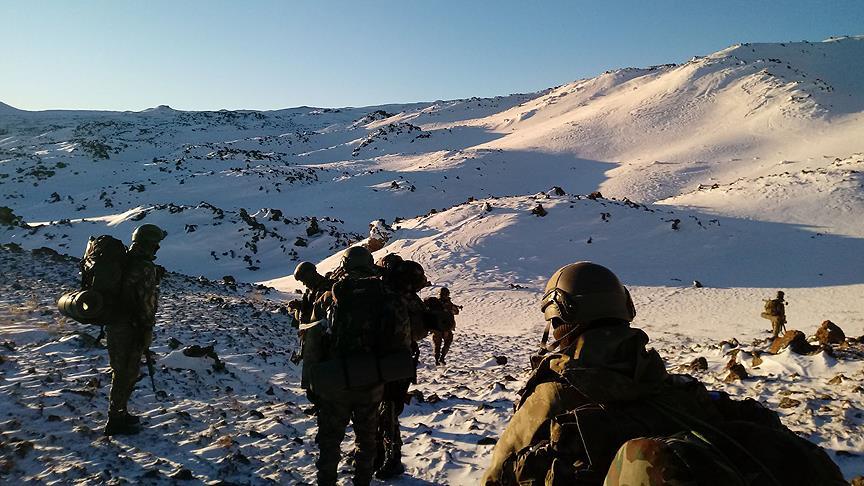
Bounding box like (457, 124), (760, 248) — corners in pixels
(145, 349), (157, 394)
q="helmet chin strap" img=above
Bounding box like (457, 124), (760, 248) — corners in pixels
(538, 320), (583, 354)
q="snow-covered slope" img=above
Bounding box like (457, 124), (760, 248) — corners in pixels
(2, 36), (864, 483)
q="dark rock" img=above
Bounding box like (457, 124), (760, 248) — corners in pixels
(168, 468), (194, 480)
(751, 351), (763, 367)
(692, 280), (703, 288)
(168, 337), (182, 349)
(778, 397), (801, 409)
(769, 330), (816, 355)
(494, 356), (508, 365)
(477, 437), (497, 445)
(530, 204), (547, 217)
(815, 320), (845, 345)
(827, 374), (846, 385)
(265, 386), (275, 396)
(142, 469), (161, 479)
(687, 357), (708, 371)
(426, 393), (441, 404)
(550, 186), (566, 196)
(222, 275), (236, 286)
(587, 191), (603, 200)
(723, 363), (748, 383)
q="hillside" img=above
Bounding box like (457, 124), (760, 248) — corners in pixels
(2, 36), (864, 483)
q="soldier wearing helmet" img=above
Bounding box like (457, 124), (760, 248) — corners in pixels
(289, 261), (333, 326)
(761, 290), (787, 339)
(483, 261), (663, 483)
(104, 224), (167, 436)
(375, 259), (430, 479)
(484, 263), (843, 485)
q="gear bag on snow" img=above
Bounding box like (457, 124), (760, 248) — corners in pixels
(57, 235), (128, 324)
(307, 277), (413, 395)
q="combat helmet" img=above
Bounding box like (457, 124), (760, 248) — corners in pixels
(439, 287), (450, 297)
(131, 224), (167, 244)
(293, 261), (318, 283)
(776, 290), (785, 300)
(377, 253), (404, 272)
(541, 262), (635, 327)
(341, 246), (375, 273)
(393, 260), (429, 293)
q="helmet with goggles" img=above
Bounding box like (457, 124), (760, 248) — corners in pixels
(541, 262), (635, 326)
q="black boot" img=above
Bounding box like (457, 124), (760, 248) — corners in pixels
(375, 448), (405, 479)
(104, 412), (141, 436)
(123, 411), (141, 425)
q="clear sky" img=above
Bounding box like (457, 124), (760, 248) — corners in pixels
(2, 0), (862, 112)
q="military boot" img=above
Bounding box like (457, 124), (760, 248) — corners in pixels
(104, 412), (141, 436)
(375, 447), (405, 479)
(123, 411), (141, 425)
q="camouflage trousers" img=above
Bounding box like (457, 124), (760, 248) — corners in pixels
(106, 322), (152, 414)
(432, 329), (453, 364)
(316, 395), (381, 486)
(769, 317), (786, 338)
(377, 380), (410, 462)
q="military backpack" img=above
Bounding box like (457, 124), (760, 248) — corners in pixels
(57, 235), (128, 324)
(306, 277), (414, 395)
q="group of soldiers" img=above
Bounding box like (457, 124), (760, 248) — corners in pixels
(89, 225), (843, 485)
(289, 247), (460, 484)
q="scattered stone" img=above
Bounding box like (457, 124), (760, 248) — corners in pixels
(294, 237), (308, 247)
(169, 468), (194, 480)
(426, 393), (441, 404)
(530, 204), (547, 217)
(292, 437), (304, 445)
(723, 363), (748, 383)
(168, 337), (182, 350)
(751, 351), (763, 367)
(503, 375), (517, 382)
(778, 397), (801, 409)
(477, 437), (497, 445)
(692, 280), (703, 288)
(494, 356), (508, 365)
(265, 386), (275, 396)
(827, 374), (847, 385)
(482, 202), (493, 212)
(222, 275), (236, 286)
(769, 330), (816, 355)
(550, 186), (566, 196)
(815, 320), (845, 345)
(587, 191), (603, 200)
(687, 357), (708, 372)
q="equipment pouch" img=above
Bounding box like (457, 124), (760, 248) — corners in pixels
(309, 350), (415, 395)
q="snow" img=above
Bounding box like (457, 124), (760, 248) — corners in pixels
(2, 36), (864, 483)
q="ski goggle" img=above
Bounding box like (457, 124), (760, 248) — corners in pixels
(540, 288), (579, 323)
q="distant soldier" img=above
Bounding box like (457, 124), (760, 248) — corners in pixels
(288, 261), (333, 325)
(376, 259), (430, 479)
(307, 246), (411, 486)
(761, 290), (787, 338)
(427, 287), (461, 365)
(105, 224), (167, 436)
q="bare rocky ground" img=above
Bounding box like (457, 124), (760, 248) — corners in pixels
(1, 246), (863, 484)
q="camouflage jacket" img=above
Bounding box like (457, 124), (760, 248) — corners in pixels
(119, 253), (163, 328)
(483, 324), (676, 485)
(440, 295), (460, 316)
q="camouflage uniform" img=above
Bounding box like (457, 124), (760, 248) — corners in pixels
(376, 260), (429, 478)
(311, 252), (412, 486)
(431, 293), (459, 365)
(106, 245), (163, 424)
(761, 293), (787, 338)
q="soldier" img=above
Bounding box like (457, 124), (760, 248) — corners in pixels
(761, 290), (787, 338)
(483, 262), (843, 485)
(309, 246), (409, 486)
(430, 287), (460, 365)
(288, 261), (333, 325)
(376, 259), (430, 479)
(104, 224), (167, 436)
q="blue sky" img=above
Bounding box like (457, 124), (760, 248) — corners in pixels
(2, 1), (862, 111)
